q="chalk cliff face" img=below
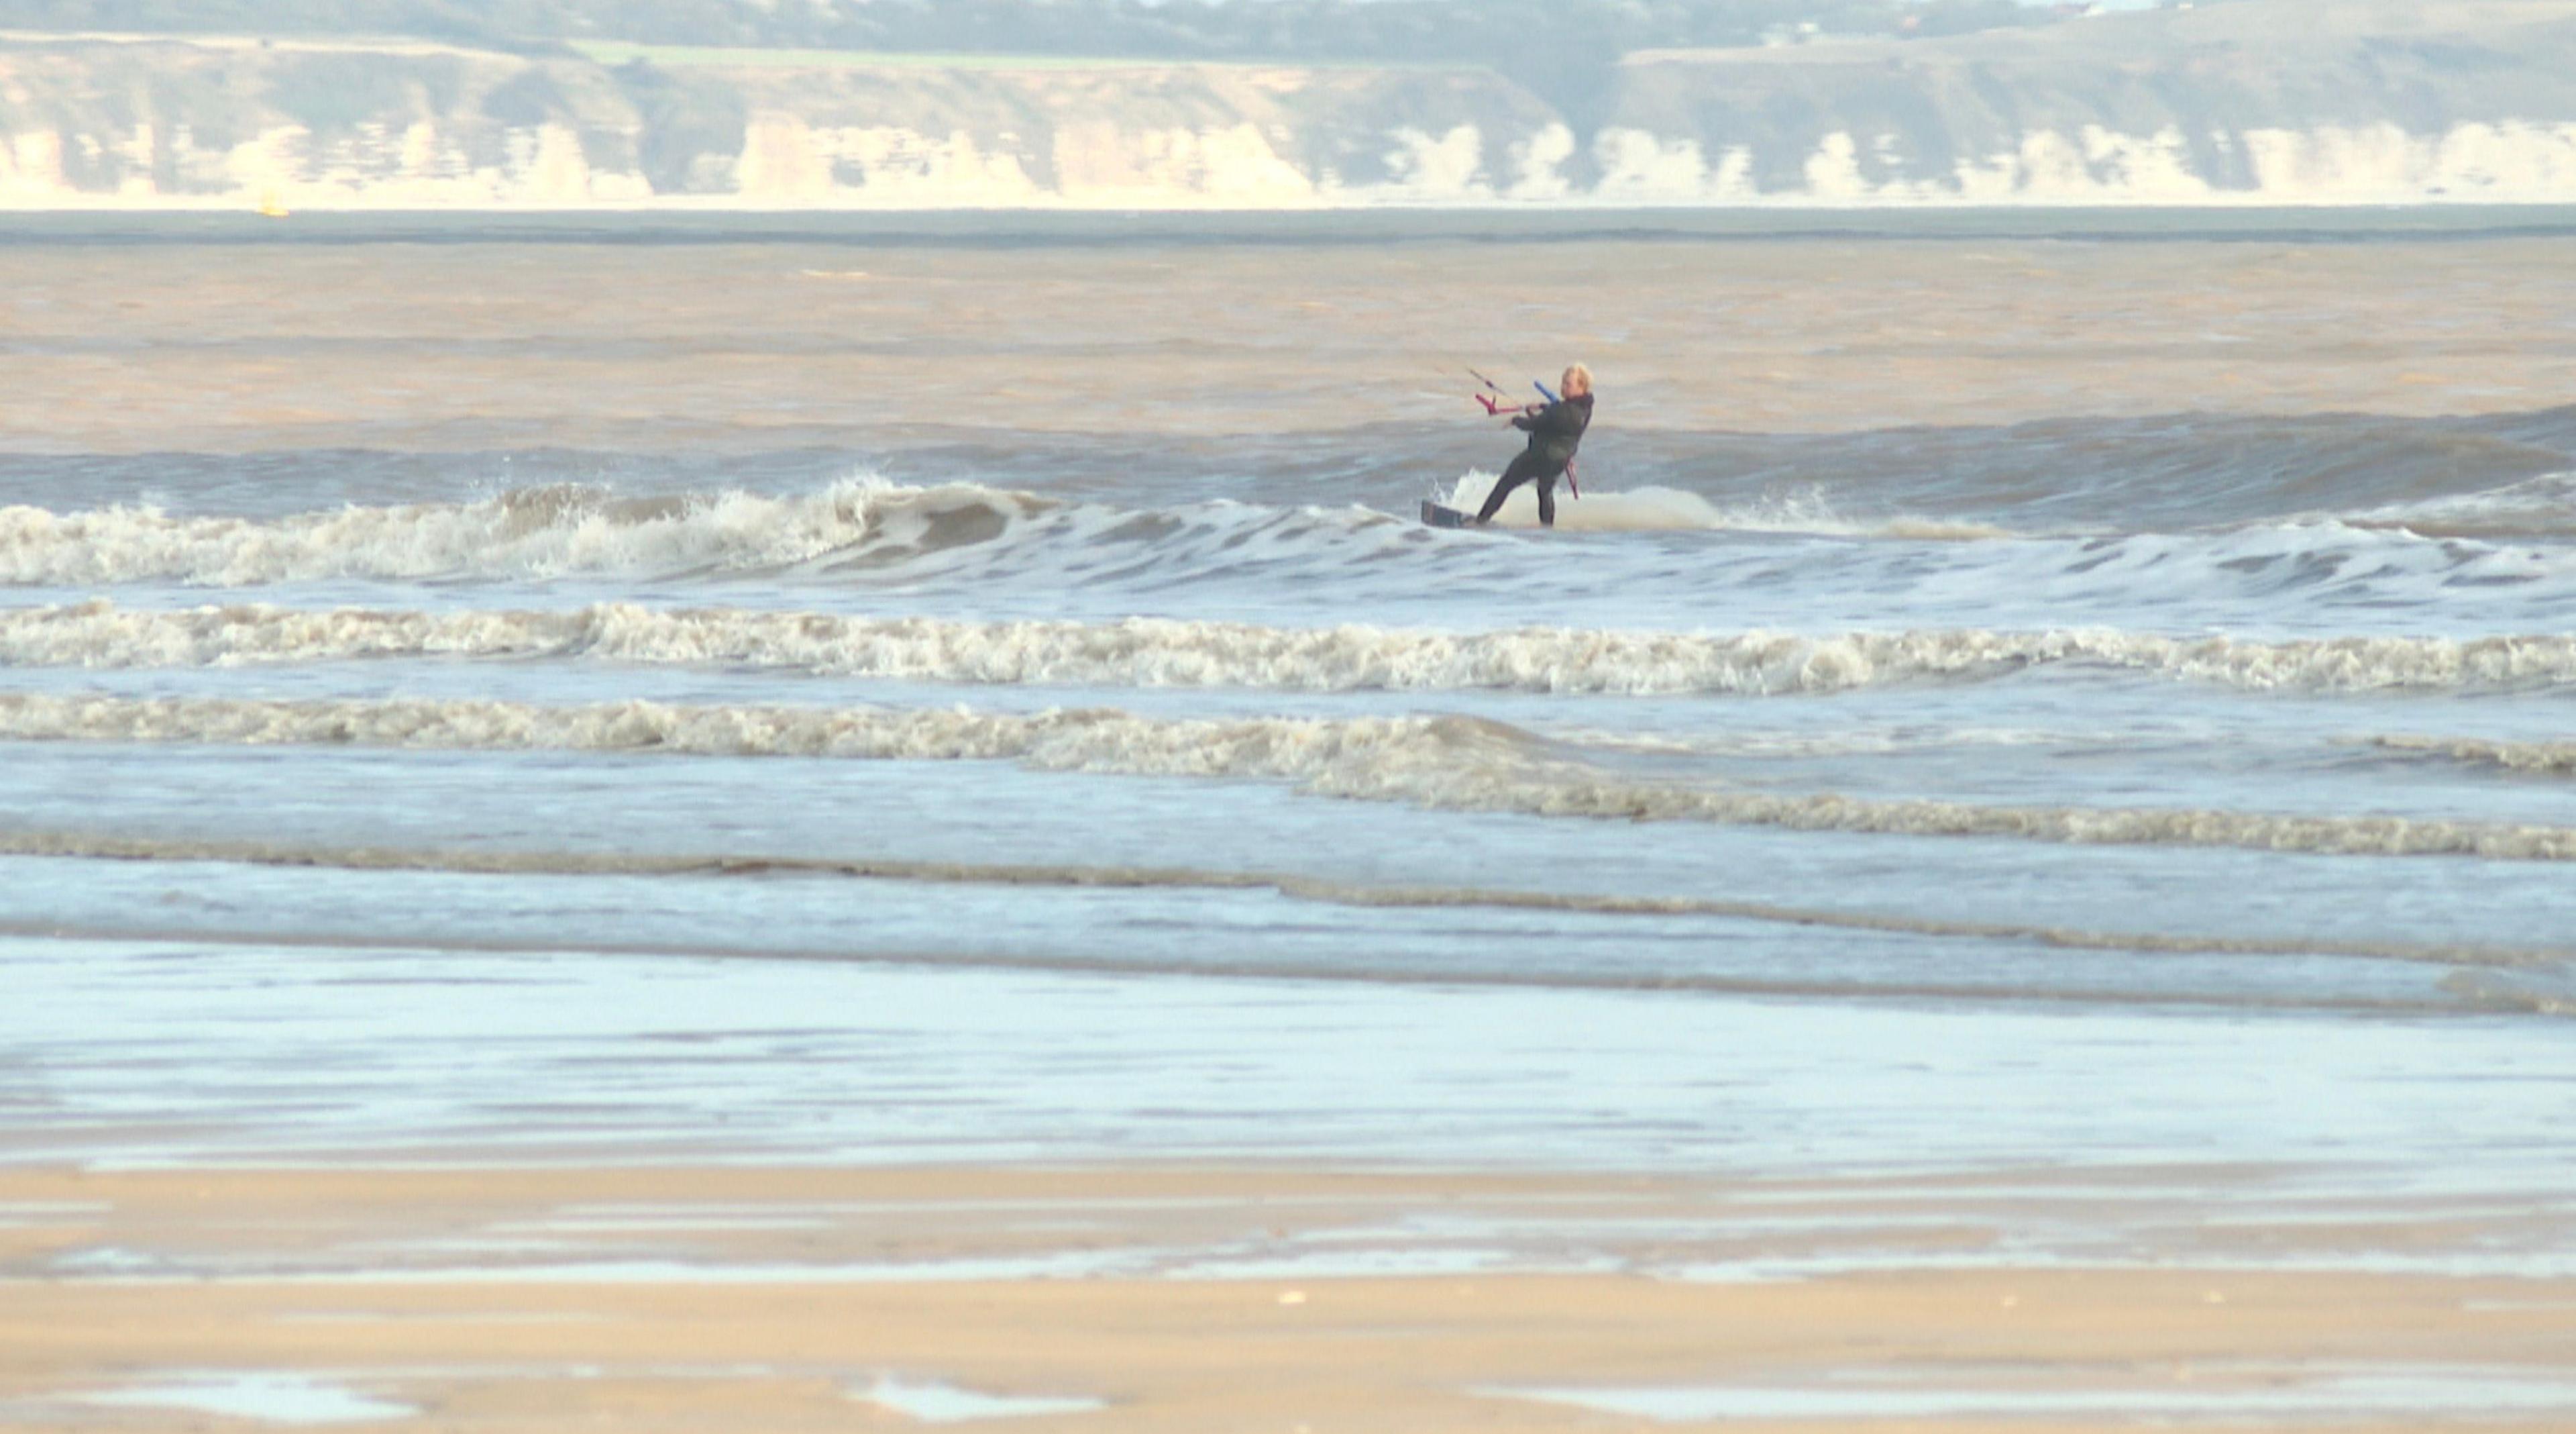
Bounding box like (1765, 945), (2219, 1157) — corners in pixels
(1598, 0), (2576, 205)
(5, 1), (2575, 209)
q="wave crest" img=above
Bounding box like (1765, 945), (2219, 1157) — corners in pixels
(0, 478), (1045, 586)
(2346, 470), (2576, 542)
(1431, 474), (2010, 538)
(15, 601), (2576, 697)
(2371, 735), (2576, 776)
(9, 692), (2576, 862)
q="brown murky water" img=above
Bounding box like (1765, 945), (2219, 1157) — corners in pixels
(5, 229), (2572, 452)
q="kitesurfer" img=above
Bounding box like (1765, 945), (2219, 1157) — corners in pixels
(1475, 364), (1593, 528)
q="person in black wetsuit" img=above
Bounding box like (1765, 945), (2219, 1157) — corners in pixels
(1474, 364), (1594, 527)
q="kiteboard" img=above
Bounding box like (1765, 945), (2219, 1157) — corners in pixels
(1420, 499), (1475, 529)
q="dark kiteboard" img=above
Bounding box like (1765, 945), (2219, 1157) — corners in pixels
(1420, 499), (1475, 529)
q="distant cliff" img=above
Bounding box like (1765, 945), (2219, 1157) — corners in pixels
(5, 1), (2575, 209)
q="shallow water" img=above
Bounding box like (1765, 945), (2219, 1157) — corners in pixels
(76, 1372), (415, 1425)
(1494, 1364), (2576, 1424)
(3, 218), (2573, 1268)
(856, 1376), (1104, 1423)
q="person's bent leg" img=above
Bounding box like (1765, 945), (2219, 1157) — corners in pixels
(1535, 476), (1556, 527)
(1477, 454), (1543, 525)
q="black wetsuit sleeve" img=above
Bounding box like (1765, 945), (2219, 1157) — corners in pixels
(1513, 399), (1590, 441)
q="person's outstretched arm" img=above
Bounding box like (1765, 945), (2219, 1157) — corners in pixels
(1513, 400), (1576, 433)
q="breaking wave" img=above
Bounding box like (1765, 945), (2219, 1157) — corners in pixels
(15, 600), (2576, 696)
(2371, 735), (2576, 776)
(9, 691), (2576, 862)
(1431, 474), (2010, 538)
(10, 476), (2575, 631)
(0, 477), (1053, 587)
(2346, 471), (2576, 542)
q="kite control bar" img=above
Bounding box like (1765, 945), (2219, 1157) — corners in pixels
(1466, 368), (1563, 413)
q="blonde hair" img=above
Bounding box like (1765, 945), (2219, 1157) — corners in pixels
(1562, 363), (1593, 395)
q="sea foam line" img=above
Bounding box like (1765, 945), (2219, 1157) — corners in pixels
(0, 829), (2559, 976)
(2372, 735), (2576, 776)
(13, 600), (2576, 695)
(0, 478), (1036, 586)
(9, 693), (2576, 864)
(0, 476), (1983, 593)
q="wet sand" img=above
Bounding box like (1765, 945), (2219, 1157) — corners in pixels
(4, 1166), (2574, 1431)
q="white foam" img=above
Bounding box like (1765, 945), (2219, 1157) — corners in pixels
(12, 477), (2563, 630)
(2347, 471), (2576, 541)
(13, 600), (2576, 697)
(1433, 474), (2005, 537)
(1436, 473), (1727, 531)
(9, 692), (2576, 864)
(2373, 735), (2576, 776)
(0, 478), (1043, 586)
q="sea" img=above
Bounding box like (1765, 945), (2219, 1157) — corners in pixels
(5, 210), (2575, 1274)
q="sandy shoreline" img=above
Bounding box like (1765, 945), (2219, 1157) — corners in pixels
(4, 1165), (2573, 1431)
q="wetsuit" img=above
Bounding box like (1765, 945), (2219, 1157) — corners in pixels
(1474, 391), (1593, 527)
